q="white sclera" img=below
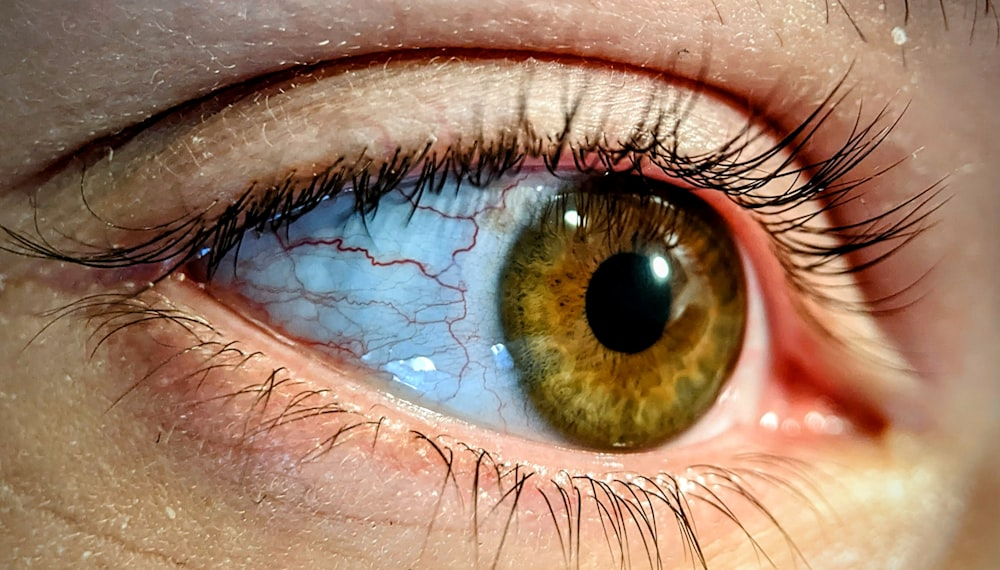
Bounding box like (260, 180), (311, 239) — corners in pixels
(214, 171), (565, 436)
(213, 170), (770, 448)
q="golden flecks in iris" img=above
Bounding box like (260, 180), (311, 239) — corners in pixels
(499, 175), (746, 450)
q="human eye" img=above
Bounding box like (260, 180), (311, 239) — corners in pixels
(207, 165), (750, 450)
(2, 52), (940, 569)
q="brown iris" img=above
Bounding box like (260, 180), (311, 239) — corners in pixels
(499, 174), (746, 450)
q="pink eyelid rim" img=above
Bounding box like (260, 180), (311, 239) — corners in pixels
(705, 185), (898, 436)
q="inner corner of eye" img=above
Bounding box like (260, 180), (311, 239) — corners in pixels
(188, 164), (802, 453)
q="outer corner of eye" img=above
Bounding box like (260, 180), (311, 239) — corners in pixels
(176, 151), (882, 467)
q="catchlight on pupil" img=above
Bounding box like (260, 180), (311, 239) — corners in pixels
(499, 175), (746, 449)
(585, 252), (673, 354)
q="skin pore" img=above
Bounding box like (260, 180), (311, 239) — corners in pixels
(1, 0), (998, 568)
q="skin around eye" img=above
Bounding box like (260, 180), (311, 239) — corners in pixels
(7, 54), (916, 568)
(2, 2), (998, 568)
(0, 52), (903, 565)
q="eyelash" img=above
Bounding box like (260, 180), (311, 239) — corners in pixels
(3, 63), (941, 569)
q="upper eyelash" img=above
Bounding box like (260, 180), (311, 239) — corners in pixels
(0, 69), (943, 320)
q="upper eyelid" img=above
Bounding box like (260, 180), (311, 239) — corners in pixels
(2, 55), (787, 247)
(12, 49), (752, 183)
(5, 0), (981, 189)
(1, 53), (934, 313)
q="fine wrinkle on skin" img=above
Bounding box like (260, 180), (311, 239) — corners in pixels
(0, 476), (188, 568)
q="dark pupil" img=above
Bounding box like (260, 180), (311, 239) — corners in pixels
(584, 252), (673, 354)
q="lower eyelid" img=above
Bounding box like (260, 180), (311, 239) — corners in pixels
(84, 213), (832, 466)
(79, 268), (888, 568)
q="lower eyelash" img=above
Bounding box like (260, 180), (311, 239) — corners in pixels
(43, 289), (829, 570)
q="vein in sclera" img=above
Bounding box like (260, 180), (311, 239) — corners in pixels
(209, 170), (570, 442)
